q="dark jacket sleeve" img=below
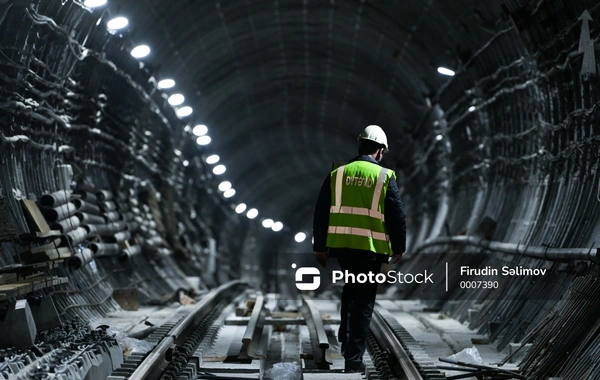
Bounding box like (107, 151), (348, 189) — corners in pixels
(384, 177), (406, 254)
(312, 174), (331, 252)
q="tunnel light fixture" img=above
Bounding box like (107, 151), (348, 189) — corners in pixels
(107, 17), (128, 30)
(176, 106), (193, 118)
(262, 219), (274, 228)
(158, 79), (175, 89)
(193, 124), (208, 136)
(435, 134), (443, 141)
(177, 106), (193, 117)
(468, 106), (476, 112)
(183, 125), (191, 132)
(247, 208), (258, 219)
(235, 203), (247, 214)
(295, 232), (306, 242)
(182, 160), (189, 167)
(196, 136), (211, 145)
(131, 45), (150, 58)
(437, 67), (455, 76)
(206, 154), (219, 164)
(223, 189), (236, 198)
(168, 94), (185, 106)
(84, 0), (107, 7)
(218, 181), (232, 192)
(272, 222), (283, 232)
(213, 164), (226, 175)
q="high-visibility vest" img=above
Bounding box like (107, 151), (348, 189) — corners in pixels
(326, 160), (396, 255)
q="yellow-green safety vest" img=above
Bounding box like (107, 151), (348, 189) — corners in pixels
(326, 160), (396, 255)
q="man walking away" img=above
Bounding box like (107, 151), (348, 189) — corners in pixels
(312, 125), (407, 373)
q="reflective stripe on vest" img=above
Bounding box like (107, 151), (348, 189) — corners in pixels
(327, 226), (389, 241)
(330, 166), (389, 221)
(332, 164), (346, 210)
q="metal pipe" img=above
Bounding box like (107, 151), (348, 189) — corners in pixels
(104, 211), (121, 222)
(119, 245), (141, 261)
(65, 227), (88, 245)
(72, 199), (101, 215)
(74, 190), (98, 203)
(110, 221), (127, 230)
(113, 230), (131, 243)
(413, 235), (597, 262)
(81, 224), (97, 236)
(90, 243), (120, 257)
(75, 212), (105, 225)
(69, 248), (93, 269)
(39, 190), (71, 208)
(101, 200), (117, 212)
(92, 224), (112, 236)
(92, 221), (127, 237)
(43, 202), (77, 223)
(96, 190), (113, 201)
(50, 215), (80, 234)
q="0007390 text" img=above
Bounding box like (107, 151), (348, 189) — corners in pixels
(459, 280), (499, 289)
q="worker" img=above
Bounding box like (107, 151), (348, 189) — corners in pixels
(312, 125), (406, 373)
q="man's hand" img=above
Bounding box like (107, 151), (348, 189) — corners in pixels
(315, 251), (328, 268)
(392, 252), (404, 264)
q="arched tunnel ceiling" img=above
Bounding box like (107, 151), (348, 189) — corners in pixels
(103, 0), (584, 232)
(104, 0), (503, 229)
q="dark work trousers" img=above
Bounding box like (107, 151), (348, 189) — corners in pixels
(336, 254), (384, 370)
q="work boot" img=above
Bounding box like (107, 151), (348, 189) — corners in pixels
(344, 362), (365, 373)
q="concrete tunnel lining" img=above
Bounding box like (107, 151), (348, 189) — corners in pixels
(0, 0), (598, 379)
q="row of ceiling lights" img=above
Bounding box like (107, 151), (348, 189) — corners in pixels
(85, 1), (194, 118)
(197, 133), (308, 241)
(82, 0), (308, 243)
(190, 127), (296, 235)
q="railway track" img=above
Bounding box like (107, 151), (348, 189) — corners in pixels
(102, 282), (462, 380)
(369, 308), (446, 380)
(108, 280), (245, 380)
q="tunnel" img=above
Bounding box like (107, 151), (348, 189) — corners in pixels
(0, 0), (598, 379)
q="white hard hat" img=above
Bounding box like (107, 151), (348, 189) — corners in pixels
(357, 125), (389, 152)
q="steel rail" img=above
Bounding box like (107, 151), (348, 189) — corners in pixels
(127, 280), (244, 380)
(239, 292), (267, 359)
(300, 296), (332, 369)
(370, 309), (424, 380)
